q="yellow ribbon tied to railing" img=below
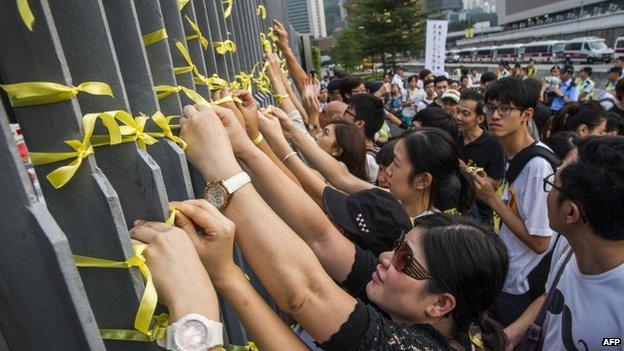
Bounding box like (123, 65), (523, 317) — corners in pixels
(222, 0), (234, 19)
(198, 74), (229, 91)
(29, 112), (121, 189)
(212, 95), (242, 106)
(259, 33), (272, 54)
(74, 244), (170, 341)
(253, 62), (273, 95)
(178, 0), (189, 11)
(256, 5), (267, 19)
(155, 85), (210, 106)
(165, 206), (178, 226)
(234, 72), (254, 93)
(143, 28), (168, 47)
(184, 15), (209, 50)
(146, 112), (188, 150)
(17, 0), (35, 31)
(173, 41), (212, 88)
(227, 341), (260, 351)
(0, 81), (113, 107)
(88, 110), (158, 150)
(213, 40), (236, 55)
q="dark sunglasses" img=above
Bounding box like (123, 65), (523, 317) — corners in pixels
(391, 233), (431, 281)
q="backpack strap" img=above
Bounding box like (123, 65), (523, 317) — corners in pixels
(505, 142), (561, 184)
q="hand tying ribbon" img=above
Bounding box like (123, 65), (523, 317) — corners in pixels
(222, 0), (234, 19)
(184, 15), (209, 50)
(142, 28), (168, 47)
(213, 40), (236, 55)
(74, 245), (170, 342)
(212, 95), (242, 106)
(165, 206), (177, 226)
(29, 112), (121, 189)
(146, 112), (188, 150)
(0, 81), (113, 107)
(17, 0), (34, 31)
(155, 85), (210, 106)
(256, 5), (267, 19)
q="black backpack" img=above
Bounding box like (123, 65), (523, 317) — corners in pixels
(505, 142), (561, 300)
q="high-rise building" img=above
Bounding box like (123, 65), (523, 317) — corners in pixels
(324, 0), (346, 35)
(286, 0), (328, 38)
(427, 0), (464, 12)
(496, 0), (606, 25)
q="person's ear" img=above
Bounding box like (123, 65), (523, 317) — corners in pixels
(576, 124), (589, 137)
(413, 172), (433, 190)
(332, 146), (344, 157)
(520, 107), (533, 122)
(426, 293), (456, 318)
(354, 120), (365, 129)
(565, 201), (584, 225)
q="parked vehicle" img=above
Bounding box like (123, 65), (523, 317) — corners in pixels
(458, 47), (475, 62)
(559, 37), (613, 63)
(446, 49), (460, 63)
(474, 46), (495, 63)
(614, 36), (624, 60)
(494, 44), (522, 62)
(518, 40), (562, 63)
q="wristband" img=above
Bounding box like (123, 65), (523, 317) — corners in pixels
(281, 151), (298, 163)
(252, 133), (264, 145)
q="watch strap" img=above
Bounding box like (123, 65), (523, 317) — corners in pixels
(164, 313), (224, 351)
(222, 171), (251, 195)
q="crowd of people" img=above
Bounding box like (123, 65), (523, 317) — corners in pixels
(128, 20), (624, 351)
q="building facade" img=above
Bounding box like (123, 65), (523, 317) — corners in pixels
(286, 0), (327, 38)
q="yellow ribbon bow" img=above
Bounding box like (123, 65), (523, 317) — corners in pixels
(234, 71), (254, 93)
(178, 0), (189, 11)
(165, 206), (178, 226)
(142, 28), (168, 47)
(256, 5), (267, 19)
(213, 40), (236, 55)
(197, 74), (229, 91)
(253, 62), (273, 94)
(173, 41), (210, 87)
(184, 15), (209, 50)
(146, 112), (188, 150)
(17, 0), (35, 31)
(222, 0), (234, 19)
(74, 245), (169, 341)
(88, 110), (158, 150)
(259, 33), (272, 54)
(0, 81), (113, 107)
(155, 85), (210, 106)
(29, 113), (121, 189)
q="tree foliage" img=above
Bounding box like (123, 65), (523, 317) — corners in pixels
(330, 0), (426, 70)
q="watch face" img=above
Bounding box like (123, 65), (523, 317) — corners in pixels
(175, 319), (208, 350)
(205, 185), (226, 209)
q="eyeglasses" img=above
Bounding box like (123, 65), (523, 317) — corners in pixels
(351, 87), (367, 94)
(483, 104), (522, 118)
(391, 233), (431, 281)
(343, 109), (357, 120)
(543, 173), (587, 223)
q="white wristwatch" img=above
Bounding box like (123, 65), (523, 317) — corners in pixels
(203, 171), (251, 211)
(157, 313), (223, 351)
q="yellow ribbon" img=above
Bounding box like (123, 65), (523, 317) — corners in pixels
(222, 0), (234, 19)
(470, 332), (485, 349)
(196, 74), (229, 91)
(29, 113), (121, 189)
(0, 81), (113, 107)
(256, 5), (266, 19)
(142, 28), (168, 47)
(165, 206), (177, 226)
(155, 85), (210, 106)
(146, 112), (188, 150)
(74, 245), (168, 341)
(226, 342), (260, 351)
(212, 95), (242, 106)
(17, 0), (35, 31)
(178, 0), (189, 11)
(275, 94), (289, 105)
(259, 33), (272, 54)
(89, 110), (159, 150)
(184, 15), (209, 50)
(234, 72), (253, 93)
(173, 41), (210, 87)
(213, 40), (236, 55)
(253, 62), (273, 94)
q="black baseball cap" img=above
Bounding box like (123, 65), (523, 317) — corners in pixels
(323, 187), (413, 256)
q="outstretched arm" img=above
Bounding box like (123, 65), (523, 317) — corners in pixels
(180, 104), (358, 343)
(273, 20), (308, 97)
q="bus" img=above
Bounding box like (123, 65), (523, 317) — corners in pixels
(474, 46), (495, 62)
(518, 40), (562, 63)
(614, 36), (624, 60)
(458, 47), (475, 62)
(494, 44), (522, 62)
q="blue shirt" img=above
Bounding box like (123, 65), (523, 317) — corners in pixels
(550, 79), (579, 112)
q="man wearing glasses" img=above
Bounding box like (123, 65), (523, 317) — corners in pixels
(505, 137), (624, 349)
(470, 78), (559, 326)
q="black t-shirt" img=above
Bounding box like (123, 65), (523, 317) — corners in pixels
(426, 100), (442, 109)
(319, 248), (452, 351)
(456, 131), (505, 223)
(533, 102), (551, 136)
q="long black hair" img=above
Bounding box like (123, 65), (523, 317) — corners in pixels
(331, 121), (368, 181)
(402, 128), (475, 213)
(549, 101), (607, 135)
(416, 214), (509, 350)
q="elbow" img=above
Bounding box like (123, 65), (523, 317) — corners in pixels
(529, 241), (549, 255)
(281, 287), (313, 316)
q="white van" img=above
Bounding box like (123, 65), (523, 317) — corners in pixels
(519, 40), (562, 63)
(614, 36), (624, 60)
(561, 37), (614, 63)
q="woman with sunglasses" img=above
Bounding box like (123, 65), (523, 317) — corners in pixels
(179, 103), (509, 350)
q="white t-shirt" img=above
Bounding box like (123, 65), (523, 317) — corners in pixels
(500, 145), (556, 294)
(542, 237), (624, 350)
(416, 98), (435, 112)
(392, 74), (405, 95)
(365, 152), (379, 183)
(402, 88), (423, 118)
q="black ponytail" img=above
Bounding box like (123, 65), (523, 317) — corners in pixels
(456, 170), (475, 214)
(478, 313), (507, 351)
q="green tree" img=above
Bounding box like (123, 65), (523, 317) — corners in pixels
(330, 26), (364, 72)
(311, 45), (322, 74)
(331, 0), (426, 70)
